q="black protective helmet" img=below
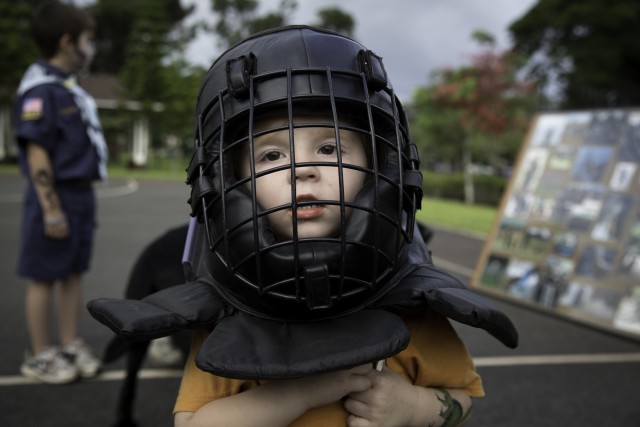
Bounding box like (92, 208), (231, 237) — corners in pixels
(186, 26), (423, 322)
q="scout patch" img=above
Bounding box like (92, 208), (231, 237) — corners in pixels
(22, 97), (43, 121)
(60, 105), (79, 116)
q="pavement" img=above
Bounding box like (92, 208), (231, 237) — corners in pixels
(1, 173), (639, 427)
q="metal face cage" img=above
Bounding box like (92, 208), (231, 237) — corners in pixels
(186, 27), (423, 321)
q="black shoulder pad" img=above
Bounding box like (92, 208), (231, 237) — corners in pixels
(87, 281), (232, 341)
(424, 287), (518, 348)
(375, 265), (519, 348)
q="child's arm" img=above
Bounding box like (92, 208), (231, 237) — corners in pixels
(174, 365), (373, 427)
(344, 366), (473, 427)
(26, 142), (69, 239)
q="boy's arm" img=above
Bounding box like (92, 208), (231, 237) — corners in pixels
(26, 142), (69, 239)
(344, 366), (473, 427)
(174, 365), (373, 427)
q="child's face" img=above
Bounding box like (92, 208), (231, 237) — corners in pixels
(238, 116), (368, 240)
(76, 30), (96, 68)
(59, 30), (95, 74)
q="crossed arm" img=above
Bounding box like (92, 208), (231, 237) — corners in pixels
(174, 364), (472, 427)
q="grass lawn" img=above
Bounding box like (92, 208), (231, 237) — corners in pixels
(416, 197), (497, 237)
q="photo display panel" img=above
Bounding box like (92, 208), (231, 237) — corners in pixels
(472, 108), (640, 338)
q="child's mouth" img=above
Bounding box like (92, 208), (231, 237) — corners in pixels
(291, 204), (324, 219)
(290, 196), (324, 219)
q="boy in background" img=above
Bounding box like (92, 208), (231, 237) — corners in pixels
(15, 0), (107, 384)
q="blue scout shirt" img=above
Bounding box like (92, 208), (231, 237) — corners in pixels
(14, 60), (101, 183)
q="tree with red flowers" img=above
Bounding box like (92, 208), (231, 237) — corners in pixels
(410, 31), (538, 203)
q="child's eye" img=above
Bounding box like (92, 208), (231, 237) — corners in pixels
(319, 144), (338, 156)
(262, 151), (284, 162)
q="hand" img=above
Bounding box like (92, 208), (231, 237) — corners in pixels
(43, 212), (69, 239)
(344, 365), (418, 427)
(292, 364), (373, 411)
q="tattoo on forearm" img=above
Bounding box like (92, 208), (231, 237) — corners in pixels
(33, 169), (59, 211)
(33, 169), (53, 187)
(436, 389), (468, 427)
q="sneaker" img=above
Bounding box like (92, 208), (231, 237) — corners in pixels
(62, 338), (102, 378)
(20, 347), (79, 384)
(148, 336), (183, 367)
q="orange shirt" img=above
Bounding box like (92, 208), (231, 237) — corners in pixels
(174, 309), (483, 426)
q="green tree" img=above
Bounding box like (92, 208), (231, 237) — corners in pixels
(211, 0), (297, 48)
(88, 0), (200, 166)
(0, 0), (37, 105)
(155, 59), (206, 143)
(409, 86), (466, 170)
(119, 0), (172, 103)
(314, 7), (355, 37)
(90, 0), (193, 75)
(209, 0), (356, 48)
(509, 0), (640, 108)
(409, 32), (536, 203)
(0, 0), (37, 160)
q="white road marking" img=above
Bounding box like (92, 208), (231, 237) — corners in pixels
(1, 353), (640, 386)
(474, 352), (640, 367)
(95, 179), (139, 198)
(0, 368), (183, 386)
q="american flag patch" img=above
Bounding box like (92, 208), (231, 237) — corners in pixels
(22, 97), (44, 120)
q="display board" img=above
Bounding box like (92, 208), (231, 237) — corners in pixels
(472, 108), (640, 338)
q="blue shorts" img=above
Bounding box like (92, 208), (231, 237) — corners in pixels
(17, 183), (96, 282)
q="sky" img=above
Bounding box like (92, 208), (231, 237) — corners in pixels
(182, 0), (538, 102)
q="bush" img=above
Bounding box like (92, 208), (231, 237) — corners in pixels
(421, 170), (506, 206)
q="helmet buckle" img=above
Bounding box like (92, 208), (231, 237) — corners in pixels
(304, 265), (332, 310)
(226, 53), (257, 98)
(357, 49), (387, 92)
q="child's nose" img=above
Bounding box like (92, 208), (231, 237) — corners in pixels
(293, 163), (319, 181)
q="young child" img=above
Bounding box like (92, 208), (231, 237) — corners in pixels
(171, 26), (492, 427)
(15, 0), (107, 384)
(88, 25), (517, 427)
